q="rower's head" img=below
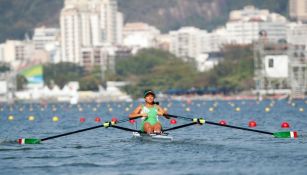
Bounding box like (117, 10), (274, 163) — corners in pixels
(144, 90), (155, 104)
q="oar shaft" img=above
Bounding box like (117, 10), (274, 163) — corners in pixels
(42, 116), (142, 141)
(205, 121), (273, 135)
(42, 125), (103, 141)
(163, 122), (198, 132)
(167, 114), (273, 135)
(166, 114), (192, 121)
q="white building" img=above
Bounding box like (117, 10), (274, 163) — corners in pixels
(289, 0), (307, 21)
(169, 27), (209, 61)
(0, 40), (51, 71)
(209, 27), (227, 52)
(32, 27), (60, 50)
(287, 22), (307, 50)
(0, 40), (34, 64)
(61, 0), (123, 64)
(123, 22), (161, 49)
(226, 6), (288, 44)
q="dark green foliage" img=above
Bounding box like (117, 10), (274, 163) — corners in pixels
(0, 0), (63, 42)
(115, 48), (198, 97)
(43, 63), (103, 90)
(16, 74), (27, 90)
(196, 45), (254, 93)
(43, 62), (85, 88)
(0, 65), (10, 72)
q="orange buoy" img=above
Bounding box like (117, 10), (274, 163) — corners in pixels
(281, 122), (290, 128)
(95, 117), (101, 123)
(111, 117), (118, 123)
(248, 121), (257, 127)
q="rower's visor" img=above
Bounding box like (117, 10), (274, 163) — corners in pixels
(144, 90), (155, 98)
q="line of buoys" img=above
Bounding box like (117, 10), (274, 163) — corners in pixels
(8, 115), (14, 121)
(248, 121), (257, 128)
(219, 120), (227, 125)
(95, 117), (101, 123)
(80, 117), (86, 123)
(170, 119), (177, 124)
(129, 119), (135, 124)
(235, 107), (241, 112)
(28, 116), (35, 121)
(111, 117), (118, 122)
(209, 107), (214, 112)
(52, 116), (59, 122)
(281, 122), (290, 128)
(185, 107), (190, 112)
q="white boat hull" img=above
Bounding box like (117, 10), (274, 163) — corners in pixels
(132, 132), (173, 141)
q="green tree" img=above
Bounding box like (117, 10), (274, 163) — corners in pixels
(116, 48), (198, 97)
(44, 62), (85, 88)
(0, 65), (10, 72)
(16, 75), (27, 90)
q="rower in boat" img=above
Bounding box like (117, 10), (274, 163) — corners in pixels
(129, 90), (170, 135)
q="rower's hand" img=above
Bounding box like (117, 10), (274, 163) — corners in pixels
(162, 112), (170, 119)
(141, 113), (148, 118)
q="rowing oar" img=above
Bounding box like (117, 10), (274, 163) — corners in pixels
(18, 116), (142, 144)
(165, 114), (298, 138)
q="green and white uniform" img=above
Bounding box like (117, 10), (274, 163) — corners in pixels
(140, 104), (159, 131)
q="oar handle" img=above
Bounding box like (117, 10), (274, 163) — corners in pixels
(165, 114), (192, 121)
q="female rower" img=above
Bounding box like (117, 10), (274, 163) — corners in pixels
(129, 90), (169, 134)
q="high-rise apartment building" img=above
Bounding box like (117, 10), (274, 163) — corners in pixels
(32, 27), (59, 50)
(226, 6), (288, 44)
(169, 27), (208, 61)
(289, 0), (307, 21)
(60, 0), (123, 64)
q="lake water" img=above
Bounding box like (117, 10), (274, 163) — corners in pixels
(1, 99), (307, 175)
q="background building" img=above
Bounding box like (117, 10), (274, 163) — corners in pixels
(60, 0), (123, 65)
(226, 6), (288, 44)
(289, 0), (307, 21)
(123, 22), (161, 49)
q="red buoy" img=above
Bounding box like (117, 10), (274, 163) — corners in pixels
(129, 119), (135, 124)
(80, 117), (85, 123)
(170, 119), (177, 125)
(281, 122), (290, 128)
(219, 120), (227, 125)
(111, 117), (118, 123)
(249, 121), (257, 127)
(95, 117), (101, 122)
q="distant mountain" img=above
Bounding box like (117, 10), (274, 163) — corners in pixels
(0, 0), (288, 42)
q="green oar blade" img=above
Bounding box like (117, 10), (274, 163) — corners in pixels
(273, 131), (298, 138)
(18, 138), (41, 144)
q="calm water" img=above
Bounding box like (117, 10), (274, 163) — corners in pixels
(1, 100), (307, 175)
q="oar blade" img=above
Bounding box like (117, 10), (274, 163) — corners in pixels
(18, 138), (41, 144)
(273, 131), (298, 138)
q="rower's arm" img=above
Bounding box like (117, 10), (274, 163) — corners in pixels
(129, 105), (144, 118)
(157, 105), (170, 119)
